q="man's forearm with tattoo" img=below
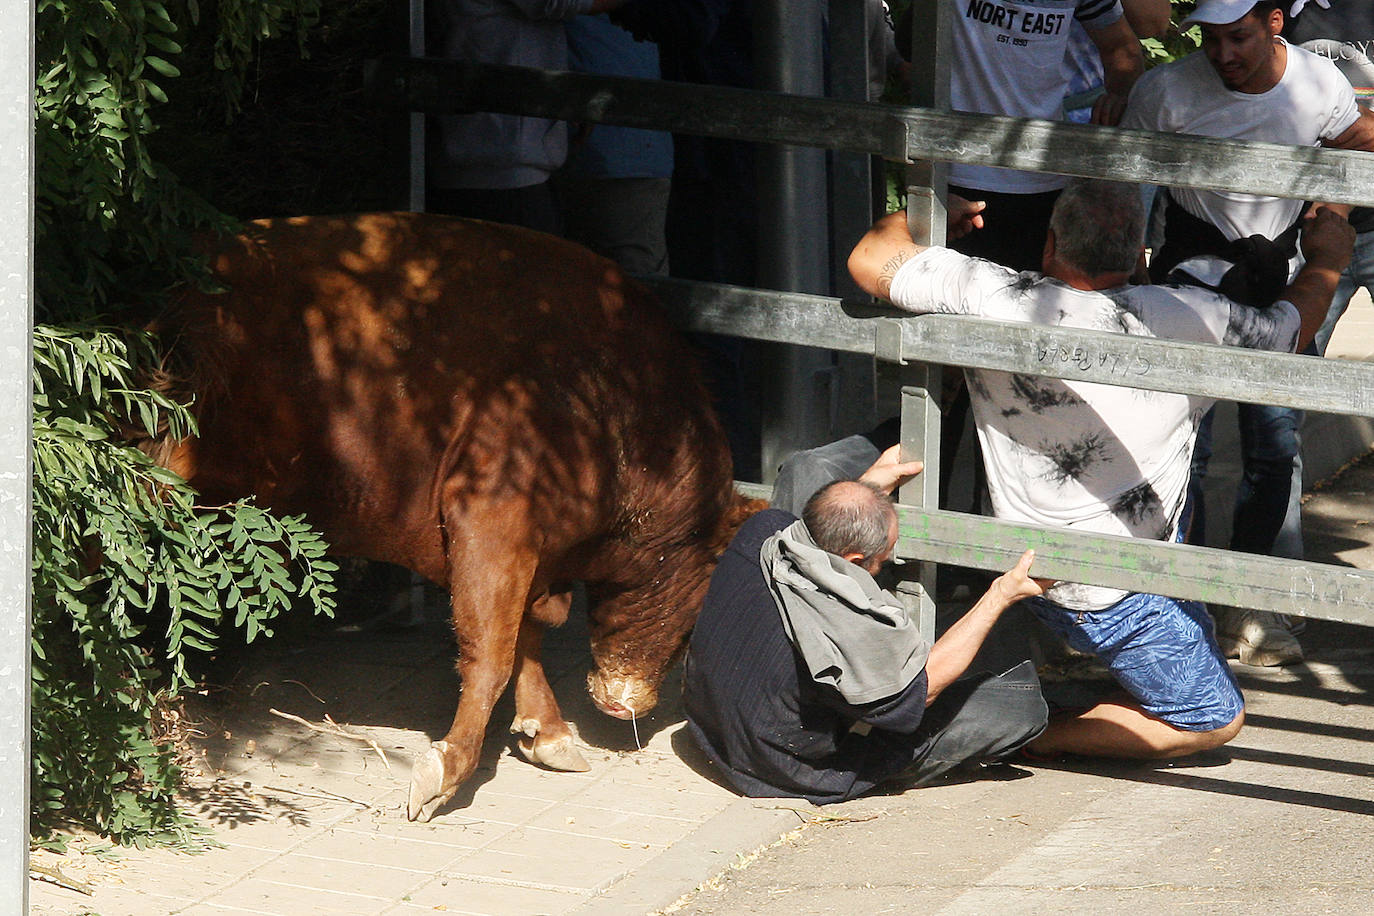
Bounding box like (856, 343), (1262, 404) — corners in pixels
(876, 248), (917, 299)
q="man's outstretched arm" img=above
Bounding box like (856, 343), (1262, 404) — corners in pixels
(1286, 207), (1355, 350)
(922, 550), (1050, 705)
(1087, 16), (1145, 126)
(848, 199), (989, 300)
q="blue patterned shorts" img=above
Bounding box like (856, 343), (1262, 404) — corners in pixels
(1025, 592), (1244, 731)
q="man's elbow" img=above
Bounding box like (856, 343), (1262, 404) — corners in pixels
(847, 245), (882, 299)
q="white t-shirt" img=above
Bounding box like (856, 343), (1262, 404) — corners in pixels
(1122, 39), (1360, 241)
(950, 0), (1125, 194)
(888, 246), (1300, 609)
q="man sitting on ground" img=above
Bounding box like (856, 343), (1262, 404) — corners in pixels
(683, 448), (1050, 804)
(845, 179), (1353, 758)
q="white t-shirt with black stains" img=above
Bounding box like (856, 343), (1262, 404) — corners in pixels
(888, 247), (1300, 609)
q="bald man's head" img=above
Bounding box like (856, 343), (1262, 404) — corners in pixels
(802, 480), (900, 574)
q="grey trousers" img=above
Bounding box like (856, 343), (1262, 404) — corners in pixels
(890, 659), (1048, 788)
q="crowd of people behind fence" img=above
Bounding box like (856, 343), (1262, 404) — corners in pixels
(425, 0), (1370, 803)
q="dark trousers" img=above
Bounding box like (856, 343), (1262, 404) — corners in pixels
(888, 660), (1048, 788)
(948, 186), (1060, 272)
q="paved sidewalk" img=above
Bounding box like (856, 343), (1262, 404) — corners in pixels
(665, 610), (1374, 916)
(29, 600), (806, 916)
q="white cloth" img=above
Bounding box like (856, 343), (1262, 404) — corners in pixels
(950, 0), (1124, 193)
(887, 247), (1300, 609)
(1122, 39), (1360, 241)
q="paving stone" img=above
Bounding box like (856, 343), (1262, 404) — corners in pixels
(441, 830), (659, 895)
(295, 826), (479, 871)
(337, 813), (519, 850)
(391, 874), (585, 915)
(250, 853), (431, 901)
(566, 776), (737, 823)
(202, 876), (394, 915)
(31, 883), (197, 916)
(432, 789), (563, 828)
(522, 802), (698, 849)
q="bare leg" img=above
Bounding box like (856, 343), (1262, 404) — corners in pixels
(1028, 694), (1244, 759)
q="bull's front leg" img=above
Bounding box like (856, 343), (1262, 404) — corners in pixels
(510, 602), (589, 773)
(407, 520), (536, 822)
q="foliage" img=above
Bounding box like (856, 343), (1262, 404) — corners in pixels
(1144, 2), (1204, 65)
(31, 323), (338, 844)
(34, 0), (323, 321)
(32, 0), (337, 845)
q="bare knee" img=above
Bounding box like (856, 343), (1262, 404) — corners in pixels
(1203, 708), (1245, 747)
(1157, 708), (1244, 758)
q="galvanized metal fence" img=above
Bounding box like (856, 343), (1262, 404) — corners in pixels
(364, 14), (1374, 635)
(1, 0), (33, 902)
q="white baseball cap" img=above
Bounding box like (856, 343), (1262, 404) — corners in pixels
(1182, 0), (1265, 26)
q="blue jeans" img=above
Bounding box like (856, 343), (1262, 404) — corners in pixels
(1188, 402), (1304, 559)
(1313, 229), (1374, 356)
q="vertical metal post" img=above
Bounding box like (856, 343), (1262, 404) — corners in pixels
(408, 0), (426, 211)
(894, 0), (953, 637)
(0, 0), (34, 904)
(401, 0), (428, 623)
(754, 0), (836, 482)
(828, 0), (881, 439)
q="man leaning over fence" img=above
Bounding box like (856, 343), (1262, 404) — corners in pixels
(1121, 0), (1374, 666)
(845, 178), (1354, 758)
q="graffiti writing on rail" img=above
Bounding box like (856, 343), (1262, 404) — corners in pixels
(1034, 339), (1150, 377)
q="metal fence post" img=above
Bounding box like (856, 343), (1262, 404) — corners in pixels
(1, 0), (34, 905)
(894, 0), (953, 636)
(828, 0), (884, 439)
(754, 0), (837, 483)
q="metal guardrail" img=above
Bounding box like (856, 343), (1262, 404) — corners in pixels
(650, 278), (1374, 417)
(734, 479), (1374, 624)
(365, 57), (1374, 627)
(703, 283), (1374, 627)
(363, 58), (1374, 208)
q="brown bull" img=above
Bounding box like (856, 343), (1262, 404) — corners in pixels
(146, 213), (762, 821)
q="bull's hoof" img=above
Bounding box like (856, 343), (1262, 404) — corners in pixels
(407, 742), (450, 822)
(510, 718), (590, 772)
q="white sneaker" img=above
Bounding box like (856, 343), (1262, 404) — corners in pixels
(1210, 605), (1304, 667)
